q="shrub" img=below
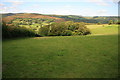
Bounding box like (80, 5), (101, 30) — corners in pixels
(39, 22), (68, 36)
(97, 22), (101, 25)
(2, 22), (36, 39)
(38, 22), (91, 36)
(38, 25), (49, 36)
(108, 20), (113, 25)
(62, 30), (72, 36)
(77, 26), (91, 35)
(49, 22), (67, 36)
(72, 26), (91, 35)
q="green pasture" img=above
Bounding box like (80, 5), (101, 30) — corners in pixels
(86, 24), (118, 35)
(2, 24), (118, 78)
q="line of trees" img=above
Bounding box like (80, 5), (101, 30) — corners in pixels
(50, 15), (118, 24)
(9, 18), (55, 25)
(39, 21), (91, 36)
(2, 22), (36, 39)
(2, 21), (91, 39)
(108, 20), (120, 25)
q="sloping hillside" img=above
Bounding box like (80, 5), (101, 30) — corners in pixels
(1, 13), (15, 18)
(2, 13), (65, 23)
(49, 15), (118, 24)
(2, 13), (118, 24)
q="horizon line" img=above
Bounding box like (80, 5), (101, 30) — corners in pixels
(0, 12), (118, 17)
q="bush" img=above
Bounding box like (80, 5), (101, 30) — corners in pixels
(72, 26), (91, 35)
(38, 22), (91, 36)
(77, 26), (91, 35)
(39, 22), (68, 36)
(108, 20), (113, 25)
(2, 22), (36, 39)
(62, 30), (72, 36)
(97, 22), (101, 25)
(49, 23), (67, 36)
(38, 25), (49, 36)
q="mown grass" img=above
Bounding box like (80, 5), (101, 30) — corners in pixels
(3, 34), (118, 78)
(86, 24), (118, 35)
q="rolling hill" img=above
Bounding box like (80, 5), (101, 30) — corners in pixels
(2, 13), (65, 23)
(1, 13), (118, 24)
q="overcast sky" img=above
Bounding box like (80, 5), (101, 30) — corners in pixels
(0, 0), (119, 16)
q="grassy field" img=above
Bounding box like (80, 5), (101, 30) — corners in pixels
(3, 24), (118, 78)
(86, 24), (118, 35)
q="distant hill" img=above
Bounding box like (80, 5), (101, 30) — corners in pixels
(2, 13), (65, 23)
(49, 15), (118, 24)
(1, 13), (118, 24)
(1, 13), (15, 18)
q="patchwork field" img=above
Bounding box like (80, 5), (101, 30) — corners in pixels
(2, 24), (118, 78)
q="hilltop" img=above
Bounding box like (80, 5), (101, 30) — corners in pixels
(2, 13), (65, 23)
(1, 13), (118, 24)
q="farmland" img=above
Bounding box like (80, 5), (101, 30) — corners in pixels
(1, 0), (119, 78)
(2, 24), (118, 78)
(86, 24), (118, 35)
